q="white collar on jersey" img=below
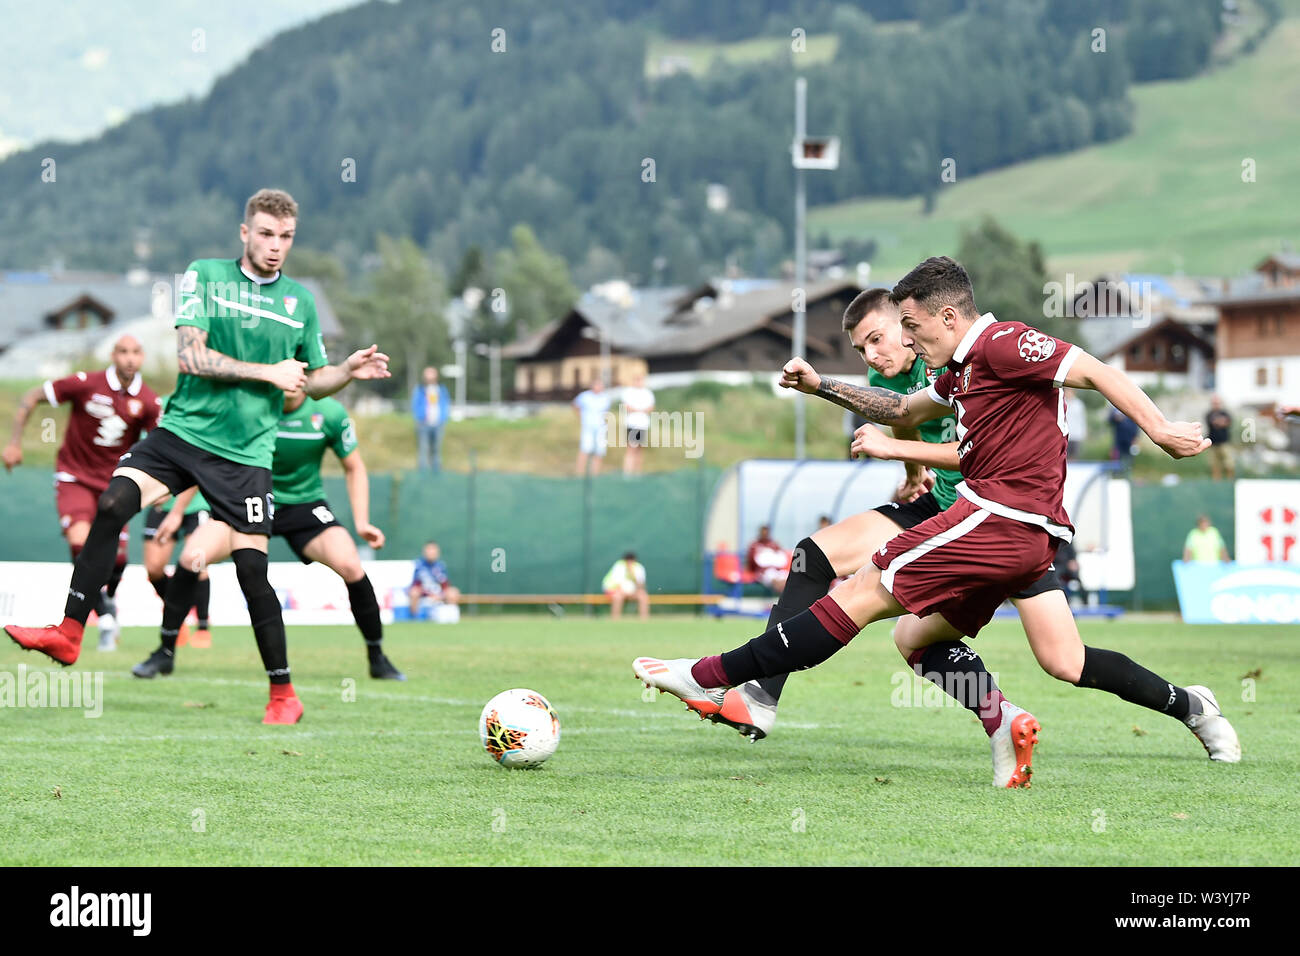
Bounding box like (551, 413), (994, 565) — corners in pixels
(239, 261), (280, 285)
(952, 312), (997, 363)
(105, 366), (143, 396)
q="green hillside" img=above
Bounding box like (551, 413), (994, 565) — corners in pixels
(811, 15), (1300, 278)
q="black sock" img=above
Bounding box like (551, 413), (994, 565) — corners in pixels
(160, 566), (200, 653)
(1076, 646), (1191, 720)
(719, 598), (858, 686)
(195, 576), (211, 629)
(150, 575), (168, 601)
(911, 642), (1004, 732)
(64, 478), (141, 624)
(755, 537), (838, 702)
(233, 549), (290, 684)
(346, 575), (384, 657)
(106, 553), (126, 598)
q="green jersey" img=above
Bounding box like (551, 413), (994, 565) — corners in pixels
(184, 489), (210, 515)
(163, 258), (329, 467)
(272, 396), (357, 505)
(868, 356), (962, 509)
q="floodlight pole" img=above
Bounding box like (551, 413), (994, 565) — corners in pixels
(793, 77), (808, 460)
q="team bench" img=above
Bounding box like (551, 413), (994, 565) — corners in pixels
(456, 593), (722, 606)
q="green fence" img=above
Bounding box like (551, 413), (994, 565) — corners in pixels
(1, 466), (720, 597)
(0, 469), (1236, 607)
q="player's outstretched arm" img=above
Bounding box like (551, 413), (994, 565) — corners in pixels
(341, 449), (384, 550)
(852, 424), (961, 471)
(177, 327), (306, 391)
(304, 345), (392, 399)
(779, 357), (949, 426)
(1063, 352), (1209, 459)
(3, 385), (47, 471)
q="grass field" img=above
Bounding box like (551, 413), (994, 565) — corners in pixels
(2, 615), (1293, 866)
(811, 17), (1300, 279)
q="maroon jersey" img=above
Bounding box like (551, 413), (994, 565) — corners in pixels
(926, 315), (1081, 540)
(44, 368), (161, 492)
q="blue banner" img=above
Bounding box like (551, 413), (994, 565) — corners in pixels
(1172, 561), (1300, 624)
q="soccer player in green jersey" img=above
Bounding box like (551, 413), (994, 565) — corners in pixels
(6, 188), (391, 724)
(151, 386), (405, 680)
(142, 485), (214, 647)
(700, 286), (1237, 781)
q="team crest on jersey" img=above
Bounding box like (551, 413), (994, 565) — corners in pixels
(1018, 330), (1056, 363)
(283, 296), (298, 316)
(311, 413), (324, 431)
(961, 365), (972, 392)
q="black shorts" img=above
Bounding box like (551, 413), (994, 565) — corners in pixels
(626, 427), (648, 447)
(117, 428), (272, 536)
(873, 491), (1064, 599)
(873, 491), (943, 529)
(141, 505), (209, 541)
(273, 499), (343, 564)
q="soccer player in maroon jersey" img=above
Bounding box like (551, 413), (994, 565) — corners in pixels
(636, 257), (1241, 783)
(3, 335), (162, 651)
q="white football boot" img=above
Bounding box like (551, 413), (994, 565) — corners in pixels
(1183, 685), (1241, 763)
(633, 657), (726, 718)
(96, 613), (120, 652)
(988, 700), (1040, 788)
(710, 681), (779, 741)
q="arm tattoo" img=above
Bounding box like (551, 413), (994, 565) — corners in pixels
(176, 327), (264, 382)
(814, 378), (909, 423)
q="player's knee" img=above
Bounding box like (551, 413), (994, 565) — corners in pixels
(338, 560), (364, 583)
(96, 476), (142, 526)
(231, 549), (273, 596)
(1043, 653), (1083, 684)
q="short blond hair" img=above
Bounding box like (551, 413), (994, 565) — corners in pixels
(245, 188), (298, 224)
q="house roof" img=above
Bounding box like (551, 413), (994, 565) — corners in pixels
(1205, 286), (1300, 308)
(0, 269), (344, 353)
(1256, 252), (1300, 272)
(1100, 316), (1216, 360)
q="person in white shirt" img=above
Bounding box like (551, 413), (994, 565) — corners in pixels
(602, 551), (649, 619)
(620, 371), (655, 475)
(573, 377), (612, 475)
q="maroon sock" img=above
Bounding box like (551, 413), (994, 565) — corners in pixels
(716, 598), (860, 686)
(691, 656), (731, 688)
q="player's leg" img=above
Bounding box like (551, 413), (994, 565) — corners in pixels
(1015, 583), (1240, 761)
(191, 568), (212, 646)
(712, 508), (905, 740)
(299, 523), (405, 681)
(226, 529), (303, 722)
(7, 465), (171, 665)
(893, 611), (1040, 788)
(57, 484), (117, 651)
(608, 590), (624, 619)
(133, 518), (232, 677)
(636, 563), (906, 718)
(635, 586), (649, 619)
(141, 507), (173, 600)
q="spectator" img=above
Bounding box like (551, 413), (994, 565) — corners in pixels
(411, 366), (451, 472)
(1064, 388), (1088, 459)
(409, 540), (461, 616)
(573, 376), (611, 476)
(620, 371), (655, 475)
(745, 524), (790, 595)
(1107, 405), (1139, 473)
(1205, 395), (1235, 481)
(602, 551), (649, 620)
(1183, 515), (1230, 564)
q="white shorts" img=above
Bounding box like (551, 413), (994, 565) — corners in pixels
(580, 424), (607, 456)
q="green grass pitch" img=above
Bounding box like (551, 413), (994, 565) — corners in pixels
(0, 615), (1294, 866)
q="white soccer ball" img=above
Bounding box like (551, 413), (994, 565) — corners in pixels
(478, 689), (561, 768)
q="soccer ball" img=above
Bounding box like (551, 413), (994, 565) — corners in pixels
(478, 689), (561, 768)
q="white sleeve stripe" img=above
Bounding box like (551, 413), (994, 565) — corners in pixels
(1053, 344), (1082, 386)
(925, 382), (951, 407)
(43, 381), (59, 407)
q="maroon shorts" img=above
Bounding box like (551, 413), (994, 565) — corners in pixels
(55, 478), (128, 552)
(871, 497), (1057, 637)
(55, 479), (101, 530)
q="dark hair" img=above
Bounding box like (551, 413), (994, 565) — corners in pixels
(889, 256), (977, 318)
(623, 551), (637, 561)
(842, 287), (894, 332)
